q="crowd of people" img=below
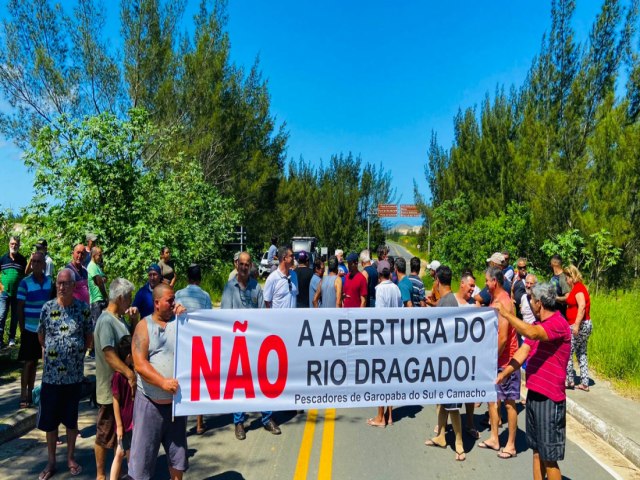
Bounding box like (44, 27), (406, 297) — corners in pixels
(0, 235), (593, 480)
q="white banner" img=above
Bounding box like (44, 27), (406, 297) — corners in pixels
(173, 307), (498, 416)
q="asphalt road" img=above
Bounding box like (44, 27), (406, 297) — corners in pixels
(0, 398), (630, 480)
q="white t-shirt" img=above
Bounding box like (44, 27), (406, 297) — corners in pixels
(520, 294), (536, 324)
(375, 280), (402, 308)
(264, 269), (298, 308)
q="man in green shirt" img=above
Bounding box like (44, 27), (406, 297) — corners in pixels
(87, 247), (107, 359)
(0, 235), (27, 347)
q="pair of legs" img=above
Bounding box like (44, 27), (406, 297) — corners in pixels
(481, 400), (518, 457)
(566, 321), (592, 389)
(110, 431), (132, 480)
(41, 428), (81, 479)
(367, 406), (392, 427)
(0, 293), (18, 345)
(38, 383), (83, 479)
(20, 359), (37, 407)
(533, 451), (562, 480)
(426, 404), (465, 461)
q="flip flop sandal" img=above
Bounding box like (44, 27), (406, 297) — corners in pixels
(478, 441), (500, 451)
(497, 449), (517, 459)
(38, 468), (56, 480)
(424, 439), (447, 448)
(68, 464), (83, 476)
(455, 451), (466, 461)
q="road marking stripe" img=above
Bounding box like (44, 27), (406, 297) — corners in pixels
(318, 409), (336, 480)
(294, 409), (318, 480)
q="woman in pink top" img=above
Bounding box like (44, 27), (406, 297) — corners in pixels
(564, 265), (592, 391)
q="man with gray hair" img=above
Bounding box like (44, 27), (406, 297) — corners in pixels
(37, 268), (92, 479)
(93, 278), (140, 480)
(496, 283), (571, 480)
(519, 274), (538, 325)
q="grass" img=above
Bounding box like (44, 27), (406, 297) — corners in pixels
(589, 291), (640, 398)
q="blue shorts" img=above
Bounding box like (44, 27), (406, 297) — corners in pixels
(496, 368), (521, 401)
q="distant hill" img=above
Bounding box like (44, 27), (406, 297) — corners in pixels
(386, 223), (422, 235)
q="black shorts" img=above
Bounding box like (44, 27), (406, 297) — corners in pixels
(526, 389), (566, 462)
(37, 383), (82, 432)
(18, 330), (42, 362)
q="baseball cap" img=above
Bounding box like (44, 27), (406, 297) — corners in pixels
(487, 252), (506, 264)
(427, 260), (441, 271)
(298, 250), (308, 263)
(148, 263), (162, 274)
(346, 252), (359, 263)
(35, 238), (48, 249)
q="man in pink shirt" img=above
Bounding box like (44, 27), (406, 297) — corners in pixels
(496, 283), (571, 480)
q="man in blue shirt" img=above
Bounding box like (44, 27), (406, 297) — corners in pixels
(132, 264), (163, 318)
(221, 252), (280, 440)
(16, 252), (52, 408)
(395, 257), (413, 307)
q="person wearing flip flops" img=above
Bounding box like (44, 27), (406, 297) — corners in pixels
(36, 268), (93, 480)
(495, 283), (571, 480)
(93, 278), (139, 480)
(424, 266), (466, 461)
(16, 252), (52, 409)
(366, 267), (402, 428)
(478, 266), (520, 460)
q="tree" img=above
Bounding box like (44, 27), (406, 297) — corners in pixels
(21, 108), (239, 281)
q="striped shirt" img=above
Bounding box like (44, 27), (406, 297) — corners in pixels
(175, 284), (212, 311)
(16, 274), (53, 332)
(524, 311), (572, 402)
(0, 253), (27, 296)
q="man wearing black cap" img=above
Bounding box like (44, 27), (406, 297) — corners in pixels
(343, 252), (367, 308)
(132, 264), (163, 318)
(295, 251), (313, 308)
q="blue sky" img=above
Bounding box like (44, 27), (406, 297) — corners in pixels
(1, 0), (605, 219)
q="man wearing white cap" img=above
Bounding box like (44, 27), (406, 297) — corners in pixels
(425, 260), (441, 306)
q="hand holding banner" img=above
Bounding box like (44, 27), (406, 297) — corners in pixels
(173, 307), (498, 416)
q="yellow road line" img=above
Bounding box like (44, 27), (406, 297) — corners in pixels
(318, 409), (336, 480)
(293, 409), (318, 480)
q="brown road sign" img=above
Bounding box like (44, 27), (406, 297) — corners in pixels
(400, 204), (421, 217)
(377, 204), (398, 217)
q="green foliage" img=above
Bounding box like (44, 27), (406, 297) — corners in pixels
(20, 109), (239, 283)
(590, 292), (640, 391)
(419, 0), (640, 287)
(540, 229), (589, 268)
(275, 154), (393, 254)
(0, 0), (286, 250)
(427, 195), (535, 273)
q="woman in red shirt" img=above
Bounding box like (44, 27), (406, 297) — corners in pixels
(564, 265), (592, 391)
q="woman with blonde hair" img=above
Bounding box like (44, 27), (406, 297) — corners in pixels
(564, 265), (592, 391)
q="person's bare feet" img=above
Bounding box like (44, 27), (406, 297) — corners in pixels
(367, 418), (386, 428)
